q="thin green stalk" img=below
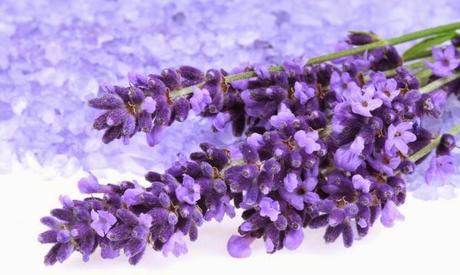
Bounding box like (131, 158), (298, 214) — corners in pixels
(420, 71), (460, 93)
(383, 57), (429, 77)
(171, 22), (460, 97)
(409, 124), (460, 162)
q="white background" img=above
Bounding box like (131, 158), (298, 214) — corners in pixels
(2, 160), (459, 275)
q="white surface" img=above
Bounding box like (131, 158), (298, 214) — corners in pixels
(2, 161), (459, 275)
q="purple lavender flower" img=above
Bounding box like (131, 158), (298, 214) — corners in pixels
(368, 152), (401, 176)
(90, 210), (117, 237)
(294, 81), (315, 104)
(141, 96), (157, 114)
(227, 235), (255, 258)
(247, 133), (263, 149)
(425, 155), (456, 185)
(283, 57), (304, 75)
(334, 136), (365, 172)
(280, 178), (319, 210)
(162, 232), (188, 257)
(270, 103), (295, 128)
(259, 197), (280, 221)
(284, 229), (304, 250)
(352, 174), (371, 193)
(78, 174), (107, 194)
(121, 187), (144, 206)
(380, 201), (405, 227)
(347, 86), (382, 117)
(385, 122), (417, 155)
(283, 172), (299, 192)
(330, 71), (361, 100)
(190, 87), (212, 113)
(89, 85), (159, 144)
(374, 77), (400, 106)
(175, 174), (201, 204)
(294, 130), (320, 154)
(426, 45), (460, 77)
(213, 112), (231, 131)
(254, 65), (271, 79)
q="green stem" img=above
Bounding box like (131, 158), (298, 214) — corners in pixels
(383, 57), (428, 77)
(409, 124), (460, 162)
(419, 71), (460, 93)
(171, 22), (460, 98)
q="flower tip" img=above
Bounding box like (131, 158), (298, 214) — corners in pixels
(284, 229), (304, 250)
(227, 235), (254, 258)
(77, 174), (100, 194)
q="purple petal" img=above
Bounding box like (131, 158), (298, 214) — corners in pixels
(227, 235), (254, 258)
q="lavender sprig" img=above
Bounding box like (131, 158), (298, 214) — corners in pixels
(39, 144), (235, 265)
(88, 23), (460, 146)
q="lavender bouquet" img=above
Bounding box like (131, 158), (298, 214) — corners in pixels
(38, 22), (460, 265)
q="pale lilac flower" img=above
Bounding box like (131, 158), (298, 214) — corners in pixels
(347, 86), (382, 117)
(175, 174), (201, 204)
(425, 155), (456, 185)
(78, 174), (107, 194)
(259, 197), (280, 222)
(254, 65), (271, 79)
(121, 188), (144, 206)
(162, 232), (188, 257)
(281, 178), (320, 210)
(385, 122), (417, 155)
(330, 71), (361, 100)
(352, 174), (371, 193)
(334, 136), (365, 172)
(227, 235), (255, 258)
(284, 172), (299, 192)
(426, 46), (460, 77)
(213, 112), (231, 131)
(59, 195), (74, 208)
(294, 130), (321, 154)
(141, 97), (156, 114)
(368, 153), (401, 176)
(284, 229), (304, 250)
(247, 133), (263, 149)
(294, 81), (315, 104)
(283, 57), (304, 74)
(138, 213), (153, 228)
(380, 201), (405, 227)
(375, 78), (400, 106)
(190, 87), (212, 113)
(90, 210), (117, 237)
(270, 103), (295, 128)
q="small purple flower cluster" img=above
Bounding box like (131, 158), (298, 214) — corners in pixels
(425, 134), (457, 185)
(40, 32), (460, 264)
(90, 66), (207, 145)
(87, 33), (408, 148)
(38, 144), (235, 265)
